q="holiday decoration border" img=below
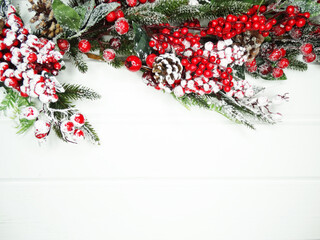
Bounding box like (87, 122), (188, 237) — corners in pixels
(0, 0), (319, 144)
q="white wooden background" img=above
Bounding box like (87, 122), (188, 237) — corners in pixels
(1, 1), (320, 239)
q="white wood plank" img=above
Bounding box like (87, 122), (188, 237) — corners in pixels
(0, 181), (319, 240)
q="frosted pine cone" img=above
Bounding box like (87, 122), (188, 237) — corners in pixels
(234, 31), (264, 62)
(152, 53), (183, 85)
(28, 0), (63, 38)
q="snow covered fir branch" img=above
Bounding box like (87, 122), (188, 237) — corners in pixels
(0, 0), (320, 144)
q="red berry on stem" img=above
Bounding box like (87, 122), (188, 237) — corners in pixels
(126, 0), (137, 7)
(272, 68), (284, 78)
(78, 40), (91, 53)
(286, 6), (295, 15)
(300, 43), (313, 55)
(57, 39), (70, 52)
(296, 18), (306, 28)
(103, 49), (116, 62)
(125, 55), (142, 72)
(115, 18), (129, 35)
(115, 10), (124, 19)
(106, 11), (116, 22)
(303, 52), (316, 63)
(146, 54), (157, 67)
(278, 58), (289, 69)
(27, 53), (37, 63)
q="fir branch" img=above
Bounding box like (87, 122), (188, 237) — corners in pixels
(16, 119), (35, 134)
(49, 96), (100, 144)
(82, 121), (100, 144)
(172, 92), (256, 129)
(66, 41), (89, 73)
(57, 83), (101, 103)
(287, 58), (308, 71)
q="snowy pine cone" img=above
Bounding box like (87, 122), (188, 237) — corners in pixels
(152, 53), (183, 85)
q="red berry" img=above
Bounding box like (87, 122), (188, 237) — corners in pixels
(259, 5), (267, 13)
(78, 39), (91, 53)
(224, 86), (231, 92)
(286, 6), (295, 15)
(239, 15), (248, 22)
(304, 12), (310, 19)
(115, 18), (129, 35)
(289, 28), (302, 39)
(106, 11), (116, 22)
(125, 55), (142, 72)
(278, 58), (289, 69)
(109, 37), (121, 50)
(146, 54), (157, 68)
(115, 10), (124, 19)
(268, 49), (282, 61)
(203, 70), (213, 78)
(71, 113), (85, 127)
(27, 53), (37, 63)
(54, 62), (62, 70)
(296, 18), (306, 28)
(126, 0), (137, 7)
(103, 49), (116, 62)
(273, 25), (285, 36)
(303, 52), (316, 63)
(139, 0), (147, 3)
(300, 43), (313, 55)
(280, 48), (286, 57)
(259, 64), (272, 75)
(3, 52), (12, 61)
(149, 41), (155, 47)
(272, 68), (284, 78)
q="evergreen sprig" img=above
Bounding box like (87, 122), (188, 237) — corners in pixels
(57, 83), (101, 103)
(66, 40), (89, 73)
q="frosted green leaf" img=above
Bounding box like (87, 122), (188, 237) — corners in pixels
(74, 0), (95, 28)
(52, 0), (81, 31)
(85, 2), (119, 30)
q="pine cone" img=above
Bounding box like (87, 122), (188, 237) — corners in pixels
(152, 53), (183, 85)
(28, 0), (63, 38)
(234, 31), (264, 62)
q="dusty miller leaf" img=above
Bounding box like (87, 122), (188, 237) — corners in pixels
(85, 2), (119, 30)
(52, 0), (81, 31)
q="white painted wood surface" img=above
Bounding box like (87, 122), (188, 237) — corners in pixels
(1, 1), (320, 239)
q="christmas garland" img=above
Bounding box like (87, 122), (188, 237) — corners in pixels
(0, 0), (319, 144)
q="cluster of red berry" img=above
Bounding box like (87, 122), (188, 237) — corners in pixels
(0, 6), (64, 102)
(300, 43), (317, 63)
(149, 25), (201, 55)
(247, 47), (288, 77)
(272, 5), (310, 36)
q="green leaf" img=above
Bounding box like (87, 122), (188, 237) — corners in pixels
(52, 0), (81, 31)
(132, 22), (152, 60)
(74, 0), (95, 28)
(85, 2), (119, 30)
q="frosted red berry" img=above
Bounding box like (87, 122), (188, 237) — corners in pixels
(272, 68), (284, 78)
(57, 39), (70, 52)
(115, 18), (129, 35)
(103, 49), (116, 62)
(303, 53), (316, 63)
(78, 40), (91, 53)
(300, 43), (313, 55)
(278, 58), (289, 69)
